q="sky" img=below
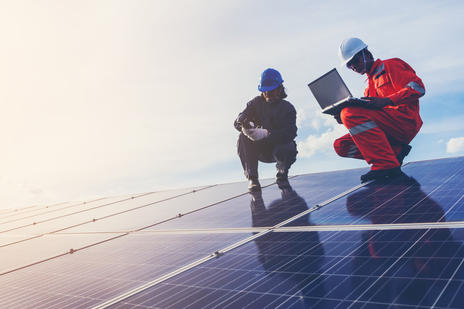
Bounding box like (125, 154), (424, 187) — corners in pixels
(1, 0), (464, 209)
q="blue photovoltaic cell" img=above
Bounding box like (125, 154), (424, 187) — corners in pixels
(0, 232), (250, 309)
(110, 228), (464, 309)
(284, 156), (464, 227)
(143, 168), (364, 231)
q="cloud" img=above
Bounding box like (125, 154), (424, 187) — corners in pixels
(298, 125), (348, 158)
(446, 137), (464, 154)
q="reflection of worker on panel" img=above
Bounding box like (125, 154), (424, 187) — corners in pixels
(234, 68), (298, 192)
(333, 38), (425, 183)
(347, 174), (463, 306)
(250, 188), (326, 307)
(249, 187), (308, 227)
(346, 174), (445, 224)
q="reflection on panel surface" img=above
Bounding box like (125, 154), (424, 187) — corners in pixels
(0, 201), (78, 223)
(145, 168), (364, 231)
(112, 228), (464, 308)
(0, 233), (124, 275)
(286, 157), (464, 227)
(0, 195), (152, 232)
(56, 180), (275, 233)
(0, 189), (197, 236)
(0, 232), (250, 309)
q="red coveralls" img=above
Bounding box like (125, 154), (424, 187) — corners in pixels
(334, 58), (425, 170)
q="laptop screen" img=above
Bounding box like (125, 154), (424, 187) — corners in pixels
(308, 68), (352, 109)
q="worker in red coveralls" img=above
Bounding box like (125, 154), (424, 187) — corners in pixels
(333, 38), (425, 182)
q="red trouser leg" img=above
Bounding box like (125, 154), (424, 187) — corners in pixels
(333, 133), (364, 160)
(334, 133), (405, 162)
(335, 106), (419, 170)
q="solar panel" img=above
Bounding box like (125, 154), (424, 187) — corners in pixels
(0, 156), (463, 308)
(0, 233), (125, 275)
(109, 228), (464, 308)
(0, 232), (251, 308)
(0, 201), (78, 222)
(142, 168), (364, 231)
(0, 188), (202, 235)
(282, 157), (464, 227)
(54, 180), (277, 233)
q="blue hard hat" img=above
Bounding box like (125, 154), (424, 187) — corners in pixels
(258, 68), (283, 92)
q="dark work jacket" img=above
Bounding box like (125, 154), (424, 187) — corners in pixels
(234, 95), (297, 144)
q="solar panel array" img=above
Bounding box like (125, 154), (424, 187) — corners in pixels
(1, 157), (463, 308)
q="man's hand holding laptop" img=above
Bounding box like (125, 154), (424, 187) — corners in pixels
(333, 96), (393, 124)
(359, 96), (392, 109)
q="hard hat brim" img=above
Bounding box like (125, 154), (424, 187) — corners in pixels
(258, 84), (281, 92)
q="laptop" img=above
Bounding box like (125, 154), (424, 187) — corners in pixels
(307, 68), (370, 115)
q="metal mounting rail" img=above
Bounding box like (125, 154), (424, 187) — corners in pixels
(276, 221), (464, 232)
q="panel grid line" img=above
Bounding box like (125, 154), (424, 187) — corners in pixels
(54, 220), (464, 235)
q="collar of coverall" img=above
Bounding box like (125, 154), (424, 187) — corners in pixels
(367, 59), (383, 77)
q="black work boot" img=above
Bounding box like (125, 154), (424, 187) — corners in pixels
(248, 178), (261, 192)
(396, 144), (412, 166)
(360, 166), (402, 183)
(276, 170), (291, 189)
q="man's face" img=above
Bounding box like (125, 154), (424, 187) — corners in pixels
(262, 87), (281, 102)
(346, 51), (366, 74)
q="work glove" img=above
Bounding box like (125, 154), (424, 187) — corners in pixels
(242, 127), (269, 141)
(361, 97), (392, 109)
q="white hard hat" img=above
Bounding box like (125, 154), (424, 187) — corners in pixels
(339, 37), (368, 66)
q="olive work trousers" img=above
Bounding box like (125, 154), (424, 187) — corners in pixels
(237, 133), (297, 180)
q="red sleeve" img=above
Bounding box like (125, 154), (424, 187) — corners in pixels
(385, 59), (425, 105)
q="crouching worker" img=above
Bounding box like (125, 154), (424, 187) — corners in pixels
(334, 38), (425, 183)
(234, 68), (298, 191)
